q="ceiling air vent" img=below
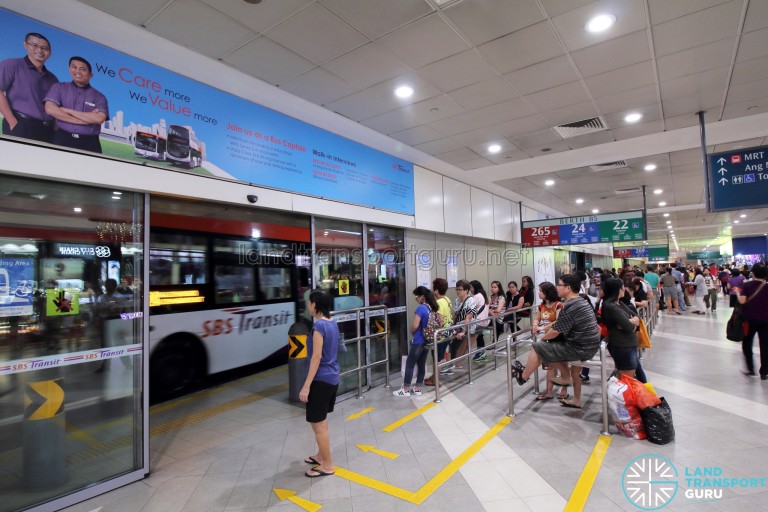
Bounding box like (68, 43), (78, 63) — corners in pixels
(591, 160), (627, 172)
(615, 187), (642, 195)
(553, 116), (607, 139)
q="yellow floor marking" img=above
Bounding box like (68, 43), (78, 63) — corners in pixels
(356, 444), (399, 460)
(381, 402), (437, 432)
(336, 416), (512, 504)
(564, 434), (612, 512)
(274, 488), (322, 512)
(346, 407), (375, 421)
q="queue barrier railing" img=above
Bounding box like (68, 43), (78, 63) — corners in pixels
(332, 304), (390, 399)
(565, 341), (611, 436)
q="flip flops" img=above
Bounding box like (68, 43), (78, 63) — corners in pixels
(305, 467), (335, 478)
(560, 398), (582, 409)
(557, 393), (570, 400)
(304, 456), (320, 465)
(535, 395), (554, 401)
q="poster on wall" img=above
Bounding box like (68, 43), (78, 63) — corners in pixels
(0, 258), (35, 317)
(446, 255), (458, 287)
(416, 253), (431, 288)
(553, 249), (571, 285)
(533, 247), (556, 290)
(0, 8), (415, 215)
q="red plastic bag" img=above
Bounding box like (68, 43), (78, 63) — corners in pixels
(620, 375), (661, 410)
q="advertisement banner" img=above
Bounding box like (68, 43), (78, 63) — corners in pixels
(0, 8), (415, 214)
(0, 257), (35, 317)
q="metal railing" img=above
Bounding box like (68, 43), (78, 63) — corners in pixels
(566, 342), (611, 436)
(331, 304), (390, 399)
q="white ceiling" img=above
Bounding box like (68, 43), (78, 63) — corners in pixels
(75, 0), (768, 254)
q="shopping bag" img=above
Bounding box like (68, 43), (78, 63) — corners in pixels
(726, 305), (746, 342)
(637, 319), (652, 349)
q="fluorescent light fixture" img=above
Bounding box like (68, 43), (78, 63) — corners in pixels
(73, 207), (82, 213)
(666, 220), (671, 224)
(544, 179), (555, 186)
(734, 220), (739, 224)
(394, 85), (414, 98)
(575, 198), (584, 204)
(592, 209), (599, 214)
(113, 191), (122, 195)
(667, 226), (672, 229)
(663, 213), (670, 217)
(653, 189), (663, 195)
(624, 112), (643, 123)
(585, 14), (616, 33)
(111, 196), (121, 200)
(644, 163), (657, 171)
(658, 201), (667, 206)
(740, 214), (747, 218)
(488, 144), (502, 154)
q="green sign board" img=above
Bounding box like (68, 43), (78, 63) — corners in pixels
(686, 251), (721, 260)
(523, 210), (645, 247)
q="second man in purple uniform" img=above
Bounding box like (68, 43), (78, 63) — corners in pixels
(44, 56), (108, 154)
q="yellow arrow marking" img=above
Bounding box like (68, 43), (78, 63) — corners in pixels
(346, 407), (375, 421)
(373, 320), (385, 333)
(274, 488), (322, 512)
(356, 444), (399, 460)
(381, 401), (436, 432)
(336, 416), (512, 504)
(27, 380), (65, 420)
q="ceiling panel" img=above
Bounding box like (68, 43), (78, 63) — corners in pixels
(539, 0), (594, 17)
(376, 13), (470, 69)
(442, 0), (545, 46)
(413, 137), (465, 156)
(648, 0), (732, 25)
(201, 0), (312, 33)
(457, 157), (494, 171)
(539, 101), (601, 127)
(399, 95), (467, 124)
(594, 85), (659, 115)
(508, 129), (562, 149)
(523, 81), (591, 111)
(452, 127), (506, 148)
(656, 37), (737, 84)
(323, 91), (391, 121)
(388, 125), (444, 146)
(473, 98), (537, 125)
(585, 60), (656, 98)
(360, 109), (421, 134)
(477, 21), (564, 74)
(79, 0), (172, 25)
(662, 90), (723, 118)
(436, 147), (483, 164)
(418, 50), (497, 92)
(659, 67), (730, 101)
(551, 0), (647, 52)
(448, 78), (520, 110)
(570, 29), (651, 78)
(323, 43), (409, 89)
(504, 55), (580, 96)
(365, 73), (442, 107)
(265, 3), (367, 64)
(145, 0), (255, 58)
(492, 115), (551, 138)
(736, 27), (768, 62)
(320, 0), (433, 39)
(726, 78), (768, 104)
(223, 36), (314, 85)
(427, 111), (490, 137)
(742, 0), (768, 33)
(729, 55), (768, 86)
(280, 68), (358, 105)
(651, 1), (742, 58)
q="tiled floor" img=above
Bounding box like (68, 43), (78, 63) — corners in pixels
(62, 294), (767, 512)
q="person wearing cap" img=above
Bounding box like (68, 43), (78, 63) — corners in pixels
(0, 32), (59, 142)
(44, 56), (108, 153)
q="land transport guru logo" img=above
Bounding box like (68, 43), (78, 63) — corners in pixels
(622, 454), (767, 509)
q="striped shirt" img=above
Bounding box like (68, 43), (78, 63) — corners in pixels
(551, 296), (601, 360)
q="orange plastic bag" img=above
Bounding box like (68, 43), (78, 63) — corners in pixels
(620, 374), (661, 410)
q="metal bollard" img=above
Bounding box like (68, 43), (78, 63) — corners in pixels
(506, 333), (515, 417)
(599, 343), (611, 436)
(433, 336), (442, 404)
(23, 378), (67, 489)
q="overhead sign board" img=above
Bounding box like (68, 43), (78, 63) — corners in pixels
(686, 251), (721, 260)
(708, 145), (768, 212)
(613, 245), (669, 261)
(523, 211), (645, 248)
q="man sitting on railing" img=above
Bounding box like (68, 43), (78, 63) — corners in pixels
(511, 274), (601, 409)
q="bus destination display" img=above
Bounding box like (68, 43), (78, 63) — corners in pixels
(523, 211), (645, 248)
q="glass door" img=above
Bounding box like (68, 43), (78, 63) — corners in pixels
(0, 174), (146, 512)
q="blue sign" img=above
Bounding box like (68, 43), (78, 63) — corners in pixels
(708, 145), (768, 212)
(0, 9), (415, 214)
(558, 221), (600, 244)
(0, 258), (35, 317)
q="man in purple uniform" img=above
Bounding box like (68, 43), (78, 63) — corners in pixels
(44, 56), (108, 154)
(0, 32), (59, 143)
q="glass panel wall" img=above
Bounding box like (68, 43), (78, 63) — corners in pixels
(0, 174), (145, 512)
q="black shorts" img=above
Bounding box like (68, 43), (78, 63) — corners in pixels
(608, 345), (639, 371)
(306, 380), (338, 423)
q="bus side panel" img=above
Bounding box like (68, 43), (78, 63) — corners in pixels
(150, 302), (295, 375)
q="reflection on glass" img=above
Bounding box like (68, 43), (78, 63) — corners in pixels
(0, 175), (144, 512)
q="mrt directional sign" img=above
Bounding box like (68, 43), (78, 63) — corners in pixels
(709, 145), (768, 211)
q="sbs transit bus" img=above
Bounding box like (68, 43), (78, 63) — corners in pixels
(134, 131), (167, 161)
(166, 124), (203, 169)
(148, 197), (311, 400)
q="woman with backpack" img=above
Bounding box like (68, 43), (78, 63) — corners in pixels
(393, 286), (441, 397)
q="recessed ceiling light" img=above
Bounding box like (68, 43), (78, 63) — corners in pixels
(575, 198), (584, 204)
(592, 209), (599, 214)
(644, 163), (657, 171)
(659, 201), (667, 206)
(653, 189), (663, 195)
(112, 191), (122, 195)
(73, 207), (82, 213)
(111, 196), (121, 200)
(488, 144), (502, 154)
(740, 214), (747, 218)
(667, 225), (672, 229)
(666, 220), (671, 224)
(734, 220), (739, 224)
(394, 85), (414, 99)
(624, 112), (643, 123)
(544, 179), (555, 186)
(663, 213), (670, 217)
(585, 14), (616, 33)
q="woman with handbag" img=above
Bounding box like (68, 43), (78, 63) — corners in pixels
(601, 278), (647, 383)
(733, 263), (768, 379)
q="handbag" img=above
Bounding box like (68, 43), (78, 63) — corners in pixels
(726, 281), (766, 342)
(637, 318), (651, 349)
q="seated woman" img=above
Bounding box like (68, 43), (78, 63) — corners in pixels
(531, 281), (568, 401)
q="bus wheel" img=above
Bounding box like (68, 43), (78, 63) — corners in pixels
(150, 336), (205, 400)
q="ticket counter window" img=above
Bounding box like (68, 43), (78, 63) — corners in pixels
(0, 174), (145, 512)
